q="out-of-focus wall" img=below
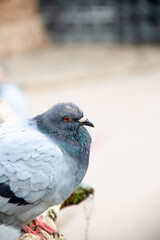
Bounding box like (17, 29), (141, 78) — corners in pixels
(0, 0), (48, 56)
(39, 0), (160, 43)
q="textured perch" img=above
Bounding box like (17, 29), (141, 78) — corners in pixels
(16, 184), (94, 240)
(60, 184), (94, 210)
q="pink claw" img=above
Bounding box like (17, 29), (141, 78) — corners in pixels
(22, 215), (57, 240)
(33, 215), (57, 235)
(22, 224), (44, 240)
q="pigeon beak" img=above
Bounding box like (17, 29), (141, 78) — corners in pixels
(78, 117), (94, 127)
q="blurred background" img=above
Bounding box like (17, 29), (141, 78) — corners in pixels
(0, 0), (160, 239)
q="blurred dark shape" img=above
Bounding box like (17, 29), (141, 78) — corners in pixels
(0, 63), (28, 119)
(118, 0), (160, 43)
(38, 0), (160, 43)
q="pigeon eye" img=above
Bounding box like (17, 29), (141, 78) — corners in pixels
(64, 117), (70, 122)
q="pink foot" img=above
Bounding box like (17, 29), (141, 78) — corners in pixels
(33, 215), (57, 235)
(22, 225), (44, 240)
(22, 215), (57, 239)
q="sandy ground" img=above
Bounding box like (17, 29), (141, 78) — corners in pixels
(0, 45), (160, 240)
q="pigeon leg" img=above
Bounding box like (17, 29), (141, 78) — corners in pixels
(22, 224), (45, 240)
(33, 215), (57, 236)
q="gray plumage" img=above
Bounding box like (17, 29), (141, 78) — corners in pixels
(0, 102), (94, 228)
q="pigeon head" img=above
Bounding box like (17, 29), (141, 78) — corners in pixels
(35, 102), (94, 135)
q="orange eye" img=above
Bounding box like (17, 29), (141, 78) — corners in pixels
(64, 117), (70, 122)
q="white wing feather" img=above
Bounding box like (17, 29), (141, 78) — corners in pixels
(0, 120), (64, 205)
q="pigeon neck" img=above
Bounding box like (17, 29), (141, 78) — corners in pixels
(34, 115), (91, 163)
(57, 127), (91, 164)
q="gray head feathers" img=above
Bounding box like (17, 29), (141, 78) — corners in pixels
(47, 102), (83, 122)
(35, 102), (94, 134)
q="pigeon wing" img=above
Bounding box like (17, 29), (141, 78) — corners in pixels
(0, 123), (64, 216)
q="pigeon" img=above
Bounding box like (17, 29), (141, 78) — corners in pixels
(0, 102), (94, 237)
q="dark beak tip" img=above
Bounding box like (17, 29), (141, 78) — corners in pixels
(89, 122), (94, 128)
(85, 119), (94, 128)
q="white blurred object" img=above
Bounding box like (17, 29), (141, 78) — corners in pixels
(0, 98), (18, 123)
(0, 64), (27, 119)
(0, 83), (27, 119)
